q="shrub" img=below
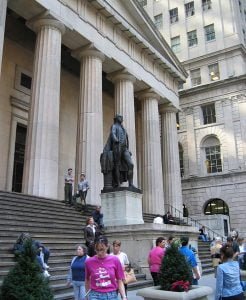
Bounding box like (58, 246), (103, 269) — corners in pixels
(159, 242), (193, 291)
(0, 238), (53, 300)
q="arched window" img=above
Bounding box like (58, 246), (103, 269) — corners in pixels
(202, 136), (222, 173)
(179, 143), (184, 177)
(204, 198), (229, 215)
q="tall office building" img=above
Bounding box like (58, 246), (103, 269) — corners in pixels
(142, 0), (246, 236)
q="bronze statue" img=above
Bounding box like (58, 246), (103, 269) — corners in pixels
(100, 114), (136, 190)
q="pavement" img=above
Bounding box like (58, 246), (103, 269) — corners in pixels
(127, 273), (216, 300)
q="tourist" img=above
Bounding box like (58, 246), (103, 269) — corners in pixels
(78, 173), (89, 209)
(84, 217), (98, 257)
(64, 168), (74, 206)
(166, 235), (174, 249)
(111, 240), (129, 294)
(153, 215), (163, 224)
(85, 236), (127, 300)
(67, 245), (88, 300)
(215, 243), (244, 300)
(179, 236), (200, 285)
(13, 233), (50, 277)
(227, 236), (240, 260)
(148, 237), (166, 286)
(92, 206), (104, 230)
(163, 211), (174, 224)
(199, 225), (208, 241)
(210, 237), (222, 277)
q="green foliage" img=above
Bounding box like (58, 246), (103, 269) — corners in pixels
(0, 238), (53, 300)
(159, 243), (193, 291)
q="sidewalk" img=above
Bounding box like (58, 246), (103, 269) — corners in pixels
(127, 273), (216, 300)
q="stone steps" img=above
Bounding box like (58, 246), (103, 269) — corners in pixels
(0, 190), (151, 299)
(198, 240), (214, 275)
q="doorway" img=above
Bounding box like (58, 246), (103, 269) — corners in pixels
(12, 124), (27, 192)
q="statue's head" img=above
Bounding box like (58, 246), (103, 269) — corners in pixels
(114, 114), (123, 124)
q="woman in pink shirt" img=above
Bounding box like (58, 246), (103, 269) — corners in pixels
(85, 236), (127, 300)
(148, 237), (166, 286)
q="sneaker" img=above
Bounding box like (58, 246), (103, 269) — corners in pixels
(44, 263), (49, 269)
(43, 270), (51, 278)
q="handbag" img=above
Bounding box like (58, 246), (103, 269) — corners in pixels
(123, 268), (137, 284)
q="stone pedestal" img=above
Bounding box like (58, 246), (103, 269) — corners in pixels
(137, 285), (213, 300)
(101, 189), (144, 226)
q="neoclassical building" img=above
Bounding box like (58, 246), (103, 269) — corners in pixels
(0, 0), (187, 216)
(143, 0), (246, 236)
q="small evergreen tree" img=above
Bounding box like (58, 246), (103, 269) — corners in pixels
(0, 238), (53, 300)
(159, 242), (193, 291)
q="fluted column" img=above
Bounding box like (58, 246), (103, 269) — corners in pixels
(139, 91), (164, 214)
(73, 46), (104, 205)
(0, 0), (7, 77)
(109, 70), (138, 185)
(160, 104), (183, 213)
(23, 16), (65, 198)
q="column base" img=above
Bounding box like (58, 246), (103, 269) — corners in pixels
(101, 189), (144, 226)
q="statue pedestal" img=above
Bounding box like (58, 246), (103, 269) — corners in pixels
(100, 189), (144, 226)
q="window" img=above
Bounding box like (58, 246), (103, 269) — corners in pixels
(205, 145), (222, 173)
(176, 113), (180, 130)
(187, 30), (197, 46)
(203, 136), (222, 173)
(171, 36), (180, 53)
(20, 73), (32, 90)
(204, 199), (229, 215)
(137, 0), (147, 7)
(205, 24), (215, 41)
(179, 143), (184, 177)
(202, 103), (216, 124)
(169, 8), (178, 23)
(202, 0), (212, 11)
(185, 2), (195, 17)
(178, 81), (184, 90)
(154, 14), (163, 29)
(190, 68), (201, 86)
(208, 63), (220, 81)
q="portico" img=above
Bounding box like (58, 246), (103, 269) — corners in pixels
(0, 0), (187, 215)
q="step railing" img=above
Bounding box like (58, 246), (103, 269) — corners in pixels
(164, 203), (226, 242)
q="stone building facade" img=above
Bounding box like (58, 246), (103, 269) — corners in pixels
(143, 0), (246, 236)
(0, 0), (187, 216)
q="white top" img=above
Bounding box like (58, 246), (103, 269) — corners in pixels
(153, 216), (163, 224)
(111, 251), (129, 267)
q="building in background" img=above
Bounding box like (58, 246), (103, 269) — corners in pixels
(0, 0), (186, 217)
(142, 0), (246, 236)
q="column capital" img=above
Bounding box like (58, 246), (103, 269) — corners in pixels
(136, 89), (160, 101)
(26, 11), (66, 35)
(107, 69), (136, 83)
(159, 103), (179, 114)
(72, 44), (105, 62)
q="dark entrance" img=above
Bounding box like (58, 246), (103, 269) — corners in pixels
(12, 124), (27, 192)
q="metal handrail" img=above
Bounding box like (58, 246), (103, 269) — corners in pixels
(164, 203), (226, 242)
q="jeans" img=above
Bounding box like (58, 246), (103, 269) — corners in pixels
(72, 281), (85, 300)
(89, 290), (118, 300)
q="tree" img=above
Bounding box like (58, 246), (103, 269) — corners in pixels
(159, 242), (193, 291)
(0, 238), (53, 300)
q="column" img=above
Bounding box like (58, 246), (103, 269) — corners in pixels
(0, 0), (7, 77)
(23, 15), (65, 198)
(109, 70), (138, 185)
(159, 104), (183, 213)
(139, 91), (164, 214)
(73, 45), (104, 205)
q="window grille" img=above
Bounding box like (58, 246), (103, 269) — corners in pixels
(190, 68), (201, 86)
(202, 103), (216, 124)
(187, 30), (198, 46)
(169, 8), (178, 23)
(205, 24), (215, 41)
(185, 2), (195, 17)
